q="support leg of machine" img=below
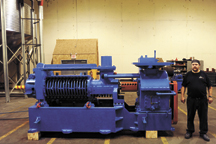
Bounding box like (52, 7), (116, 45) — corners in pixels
(146, 131), (158, 138)
(27, 132), (40, 140)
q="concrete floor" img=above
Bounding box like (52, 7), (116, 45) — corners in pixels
(0, 88), (216, 144)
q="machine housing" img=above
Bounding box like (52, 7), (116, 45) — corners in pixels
(25, 51), (177, 135)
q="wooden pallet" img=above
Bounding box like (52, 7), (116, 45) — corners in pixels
(27, 132), (40, 140)
(146, 131), (158, 138)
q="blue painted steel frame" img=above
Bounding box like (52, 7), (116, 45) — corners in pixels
(26, 51), (176, 134)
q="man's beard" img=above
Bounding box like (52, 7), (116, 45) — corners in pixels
(192, 68), (198, 72)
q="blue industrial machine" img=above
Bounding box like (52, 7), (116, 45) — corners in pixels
(25, 51), (177, 135)
(171, 74), (183, 91)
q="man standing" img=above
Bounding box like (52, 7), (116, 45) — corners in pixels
(181, 59), (213, 141)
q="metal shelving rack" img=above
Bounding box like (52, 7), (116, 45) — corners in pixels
(0, 0), (44, 102)
(167, 59), (204, 76)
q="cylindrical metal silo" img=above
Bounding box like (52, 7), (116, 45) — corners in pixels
(0, 0), (31, 34)
(0, 0), (32, 89)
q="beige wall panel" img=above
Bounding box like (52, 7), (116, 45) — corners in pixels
(56, 22), (77, 39)
(77, 0), (104, 22)
(44, 0), (216, 72)
(121, 22), (141, 56)
(75, 22), (93, 38)
(112, 54), (141, 73)
(122, 1), (140, 21)
(77, 0), (122, 22)
(93, 22), (122, 56)
(43, 0), (58, 20)
(44, 20), (58, 64)
(56, 1), (76, 23)
(155, 21), (188, 61)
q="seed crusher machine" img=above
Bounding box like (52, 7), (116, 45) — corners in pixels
(25, 51), (178, 139)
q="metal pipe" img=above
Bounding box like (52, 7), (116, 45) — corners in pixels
(35, 14), (38, 65)
(38, 0), (44, 63)
(0, 92), (25, 94)
(32, 13), (36, 68)
(103, 74), (140, 78)
(20, 3), (27, 98)
(31, 0), (36, 68)
(27, 46), (30, 76)
(31, 0), (34, 37)
(17, 59), (20, 85)
(1, 0), (10, 102)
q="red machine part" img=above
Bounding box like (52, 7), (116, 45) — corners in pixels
(86, 101), (91, 109)
(36, 102), (42, 108)
(170, 81), (178, 124)
(38, 0), (44, 6)
(120, 82), (138, 92)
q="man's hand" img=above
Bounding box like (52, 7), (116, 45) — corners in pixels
(208, 97), (213, 104)
(181, 97), (185, 103)
(181, 86), (186, 104)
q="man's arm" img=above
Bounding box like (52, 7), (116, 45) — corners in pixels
(181, 86), (186, 103)
(208, 86), (213, 104)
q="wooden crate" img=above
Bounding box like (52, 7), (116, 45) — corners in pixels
(52, 39), (99, 79)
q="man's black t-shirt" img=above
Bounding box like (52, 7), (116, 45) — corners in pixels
(182, 70), (211, 98)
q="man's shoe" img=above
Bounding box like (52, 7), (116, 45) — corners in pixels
(185, 132), (192, 139)
(200, 134), (210, 141)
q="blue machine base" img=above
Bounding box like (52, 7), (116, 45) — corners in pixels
(28, 106), (175, 134)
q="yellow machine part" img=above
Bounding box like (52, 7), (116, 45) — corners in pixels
(87, 69), (98, 79)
